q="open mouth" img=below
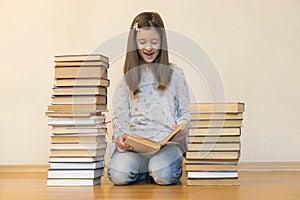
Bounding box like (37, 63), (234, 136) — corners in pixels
(143, 51), (155, 56)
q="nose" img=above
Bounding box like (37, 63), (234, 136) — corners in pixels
(144, 42), (153, 51)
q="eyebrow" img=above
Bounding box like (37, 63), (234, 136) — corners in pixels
(137, 37), (160, 41)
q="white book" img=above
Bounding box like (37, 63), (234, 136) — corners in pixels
(50, 148), (106, 157)
(51, 142), (107, 150)
(187, 171), (238, 178)
(55, 60), (109, 67)
(51, 133), (106, 137)
(187, 143), (240, 151)
(47, 177), (101, 186)
(54, 54), (109, 63)
(49, 156), (104, 163)
(48, 116), (106, 126)
(49, 116), (106, 121)
(48, 168), (104, 179)
(51, 135), (106, 144)
(49, 161), (105, 169)
(189, 128), (241, 136)
(51, 127), (107, 135)
(51, 132), (107, 137)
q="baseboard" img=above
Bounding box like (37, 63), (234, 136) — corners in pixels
(238, 162), (300, 172)
(0, 162), (299, 173)
(0, 164), (49, 173)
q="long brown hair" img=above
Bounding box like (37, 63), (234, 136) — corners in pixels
(123, 12), (173, 94)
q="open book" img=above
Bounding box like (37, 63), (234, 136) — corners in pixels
(124, 124), (184, 153)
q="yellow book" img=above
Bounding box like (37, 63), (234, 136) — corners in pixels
(47, 104), (107, 111)
(186, 151), (240, 160)
(187, 143), (241, 151)
(124, 124), (183, 153)
(190, 119), (243, 128)
(52, 86), (107, 96)
(185, 163), (238, 171)
(50, 149), (106, 157)
(191, 113), (243, 120)
(189, 102), (245, 113)
(55, 66), (108, 79)
(51, 96), (107, 105)
(54, 54), (109, 63)
(55, 78), (110, 87)
(187, 178), (239, 186)
(188, 136), (240, 143)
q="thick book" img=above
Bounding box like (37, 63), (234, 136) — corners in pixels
(188, 136), (240, 143)
(55, 54), (109, 63)
(49, 161), (104, 169)
(189, 127), (241, 136)
(51, 143), (107, 150)
(51, 96), (107, 105)
(187, 143), (240, 151)
(47, 177), (101, 186)
(49, 156), (104, 163)
(185, 163), (238, 171)
(185, 159), (239, 165)
(124, 124), (184, 153)
(55, 67), (108, 79)
(51, 135), (106, 143)
(190, 119), (243, 128)
(48, 168), (104, 179)
(187, 171), (238, 178)
(186, 151), (240, 160)
(48, 116), (106, 126)
(46, 111), (105, 118)
(55, 78), (110, 87)
(189, 102), (245, 113)
(51, 127), (107, 135)
(48, 116), (105, 125)
(191, 113), (243, 120)
(187, 178), (239, 186)
(52, 86), (106, 96)
(50, 148), (106, 157)
(55, 61), (109, 68)
(47, 104), (107, 112)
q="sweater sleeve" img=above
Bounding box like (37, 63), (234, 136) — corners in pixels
(110, 78), (131, 156)
(174, 67), (191, 128)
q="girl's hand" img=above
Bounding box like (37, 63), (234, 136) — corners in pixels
(170, 123), (188, 142)
(116, 133), (133, 152)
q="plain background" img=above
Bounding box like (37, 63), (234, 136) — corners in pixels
(0, 0), (299, 164)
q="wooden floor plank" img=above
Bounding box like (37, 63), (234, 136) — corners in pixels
(0, 171), (300, 200)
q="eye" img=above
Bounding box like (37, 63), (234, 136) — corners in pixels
(138, 39), (146, 45)
(151, 39), (159, 45)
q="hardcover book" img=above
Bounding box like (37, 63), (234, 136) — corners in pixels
(124, 124), (184, 153)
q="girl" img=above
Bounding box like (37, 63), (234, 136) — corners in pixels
(108, 12), (190, 185)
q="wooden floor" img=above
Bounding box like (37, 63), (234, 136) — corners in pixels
(1, 171), (300, 200)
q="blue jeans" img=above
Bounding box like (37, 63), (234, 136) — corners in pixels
(108, 143), (183, 185)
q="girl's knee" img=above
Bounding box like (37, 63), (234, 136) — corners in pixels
(108, 167), (131, 185)
(108, 167), (149, 185)
(150, 165), (182, 185)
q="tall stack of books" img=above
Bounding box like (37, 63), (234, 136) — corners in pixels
(186, 102), (245, 186)
(45, 54), (109, 186)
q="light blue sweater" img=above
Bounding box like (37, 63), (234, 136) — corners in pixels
(110, 66), (191, 156)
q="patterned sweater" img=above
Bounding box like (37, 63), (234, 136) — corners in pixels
(110, 65), (191, 156)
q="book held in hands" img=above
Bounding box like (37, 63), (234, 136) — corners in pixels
(124, 124), (184, 153)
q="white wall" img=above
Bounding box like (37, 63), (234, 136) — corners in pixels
(0, 0), (299, 164)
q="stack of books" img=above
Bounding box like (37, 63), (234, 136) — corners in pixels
(186, 102), (245, 186)
(45, 54), (109, 186)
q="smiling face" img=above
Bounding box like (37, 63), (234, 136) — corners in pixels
(136, 28), (161, 63)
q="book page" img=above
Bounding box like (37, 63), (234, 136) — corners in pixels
(160, 124), (184, 145)
(125, 134), (160, 153)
